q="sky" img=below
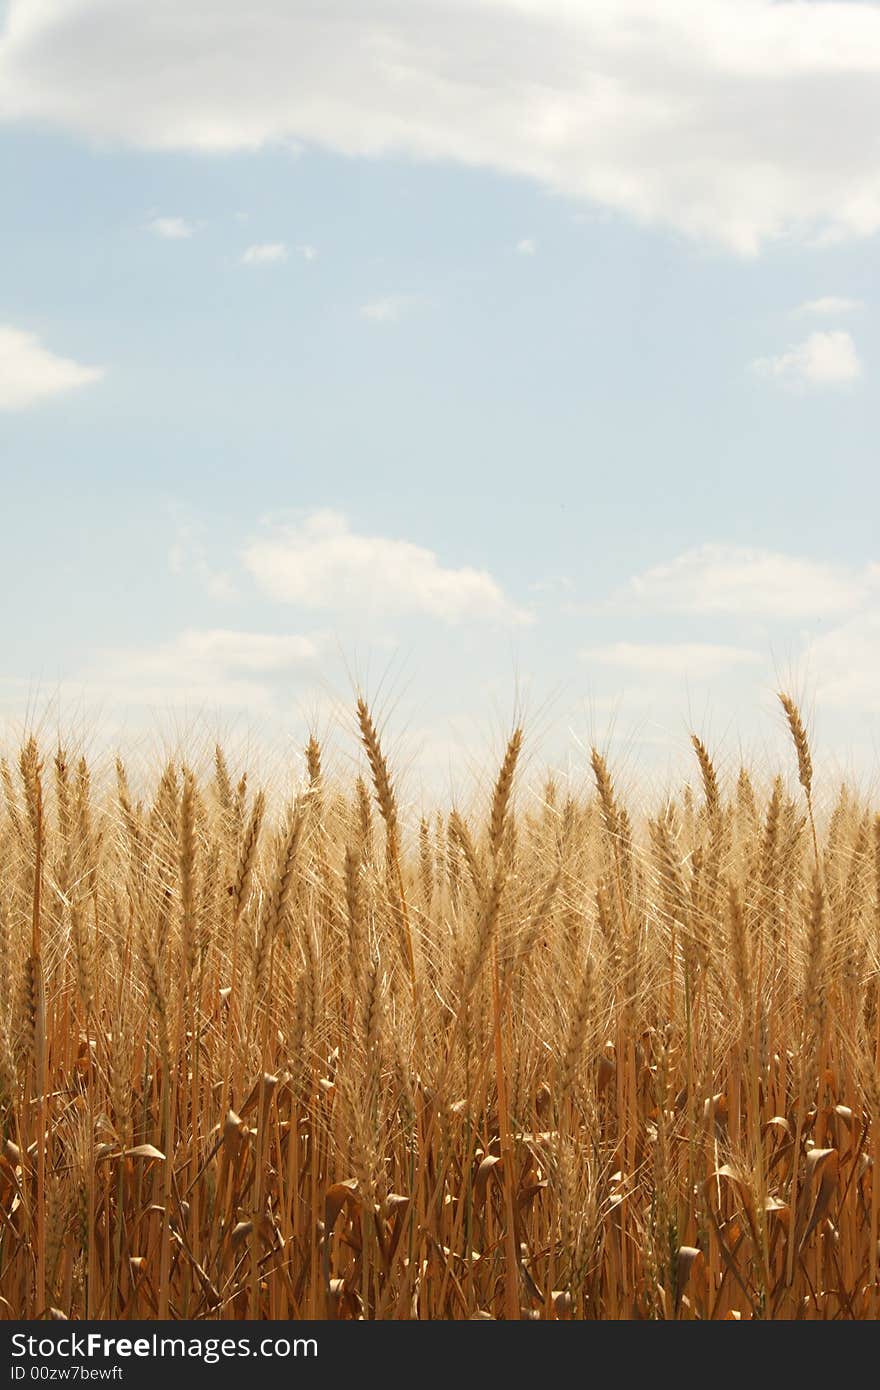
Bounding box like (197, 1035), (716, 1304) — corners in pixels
(1, 0), (879, 800)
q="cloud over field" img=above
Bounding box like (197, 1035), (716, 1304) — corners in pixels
(242, 510), (530, 625)
(242, 242), (288, 265)
(796, 296), (863, 317)
(617, 544), (877, 619)
(752, 330), (863, 389)
(804, 612), (880, 712)
(583, 641), (761, 678)
(359, 296), (417, 325)
(3, 1), (880, 253)
(149, 216), (193, 240)
(0, 323), (104, 410)
(91, 628), (320, 711)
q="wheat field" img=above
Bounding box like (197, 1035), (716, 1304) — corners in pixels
(0, 694), (877, 1320)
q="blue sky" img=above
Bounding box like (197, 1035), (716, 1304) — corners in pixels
(1, 0), (879, 795)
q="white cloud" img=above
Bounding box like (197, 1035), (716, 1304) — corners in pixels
(296, 243), (317, 261)
(4, 2), (880, 253)
(530, 574), (574, 596)
(91, 628), (320, 710)
(0, 324), (104, 410)
(583, 641), (761, 677)
(516, 237), (537, 255)
(752, 330), (862, 389)
(159, 629), (318, 672)
(360, 295), (415, 325)
(149, 215), (193, 239)
(796, 295), (863, 317)
(619, 543), (876, 619)
(241, 241), (288, 264)
(168, 509), (238, 600)
(807, 612), (880, 712)
(242, 510), (530, 625)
